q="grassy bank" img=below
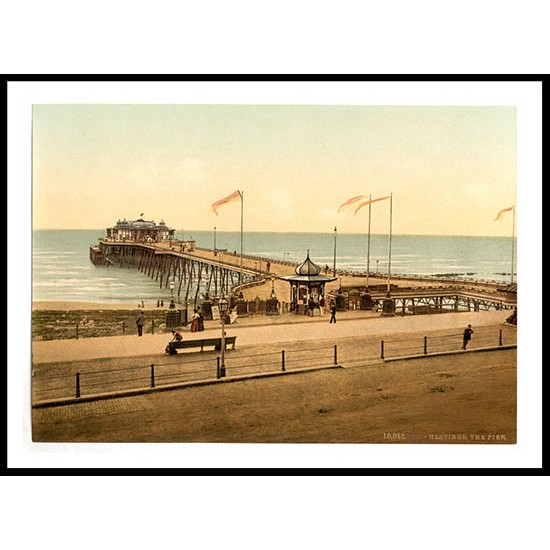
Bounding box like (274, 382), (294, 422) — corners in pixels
(32, 309), (174, 341)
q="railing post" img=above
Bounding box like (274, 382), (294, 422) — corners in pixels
(381, 340), (384, 360)
(424, 336), (428, 355)
(75, 372), (81, 398)
(282, 350), (286, 372)
(334, 345), (338, 366)
(499, 329), (503, 346)
(217, 357), (221, 379)
(150, 364), (155, 388)
(76, 323), (79, 340)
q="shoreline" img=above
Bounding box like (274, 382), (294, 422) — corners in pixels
(32, 301), (164, 311)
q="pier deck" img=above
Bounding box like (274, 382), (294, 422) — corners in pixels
(94, 239), (516, 312)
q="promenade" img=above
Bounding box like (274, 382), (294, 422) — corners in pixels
(32, 309), (511, 365)
(31, 306), (517, 443)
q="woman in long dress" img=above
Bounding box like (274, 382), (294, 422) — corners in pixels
(197, 308), (205, 331)
(190, 309), (199, 332)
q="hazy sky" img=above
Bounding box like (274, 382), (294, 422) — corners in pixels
(32, 104), (516, 236)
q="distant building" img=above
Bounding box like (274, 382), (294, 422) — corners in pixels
(106, 216), (175, 242)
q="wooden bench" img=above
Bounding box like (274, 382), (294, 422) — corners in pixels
(166, 336), (237, 354)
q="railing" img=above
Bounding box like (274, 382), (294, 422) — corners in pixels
(32, 343), (340, 405)
(380, 326), (517, 360)
(32, 323), (517, 407)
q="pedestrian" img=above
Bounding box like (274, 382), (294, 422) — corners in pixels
(266, 261), (271, 273)
(141, 300), (144, 308)
(308, 297), (315, 317)
(197, 307), (205, 331)
(329, 301), (337, 323)
(462, 324), (474, 350)
(136, 311), (145, 336)
(171, 329), (183, 342)
(157, 299), (160, 307)
(319, 296), (325, 316)
(190, 309), (199, 332)
(160, 299), (164, 307)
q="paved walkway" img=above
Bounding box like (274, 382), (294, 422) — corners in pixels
(32, 309), (511, 364)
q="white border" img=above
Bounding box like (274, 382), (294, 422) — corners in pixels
(8, 79), (542, 469)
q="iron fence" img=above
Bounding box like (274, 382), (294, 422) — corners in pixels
(32, 343), (340, 404)
(380, 326), (517, 360)
(32, 325), (517, 406)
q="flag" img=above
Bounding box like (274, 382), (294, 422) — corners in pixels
(354, 195), (391, 215)
(210, 190), (242, 216)
(494, 205), (515, 222)
(338, 195), (367, 212)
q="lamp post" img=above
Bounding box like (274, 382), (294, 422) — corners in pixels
(333, 226), (337, 277)
(165, 280), (182, 328)
(169, 281), (175, 309)
(218, 295), (229, 378)
(376, 259), (379, 274)
(214, 226), (217, 252)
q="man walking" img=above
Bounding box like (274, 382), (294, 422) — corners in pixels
(136, 311), (145, 336)
(462, 324), (473, 350)
(329, 301), (337, 324)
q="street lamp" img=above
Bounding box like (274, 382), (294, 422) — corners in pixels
(169, 281), (175, 309)
(218, 295), (229, 378)
(333, 226), (337, 277)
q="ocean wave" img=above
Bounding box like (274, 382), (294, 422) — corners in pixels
(35, 269), (88, 278)
(32, 252), (80, 258)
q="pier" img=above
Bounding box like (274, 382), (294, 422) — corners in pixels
(92, 238), (516, 317)
(95, 239), (258, 306)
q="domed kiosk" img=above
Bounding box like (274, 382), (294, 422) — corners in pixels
(280, 251), (337, 315)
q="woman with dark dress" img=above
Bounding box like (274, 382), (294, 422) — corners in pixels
(190, 309), (199, 332)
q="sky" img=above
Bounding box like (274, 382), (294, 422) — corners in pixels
(32, 103), (517, 236)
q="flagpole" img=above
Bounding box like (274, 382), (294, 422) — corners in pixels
(387, 192), (393, 294)
(511, 206), (515, 285)
(240, 190), (243, 284)
(366, 194), (372, 289)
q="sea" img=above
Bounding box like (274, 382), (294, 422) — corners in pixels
(32, 230), (517, 304)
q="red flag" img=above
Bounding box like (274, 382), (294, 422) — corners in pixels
(354, 195), (391, 215)
(338, 195), (367, 212)
(494, 205), (515, 222)
(210, 190), (242, 216)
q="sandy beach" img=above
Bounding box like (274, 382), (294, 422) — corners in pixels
(32, 301), (165, 311)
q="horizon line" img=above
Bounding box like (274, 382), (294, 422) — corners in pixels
(32, 228), (517, 239)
